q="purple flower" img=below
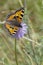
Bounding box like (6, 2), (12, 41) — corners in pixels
(13, 22), (27, 39)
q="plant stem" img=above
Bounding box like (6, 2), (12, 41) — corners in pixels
(15, 38), (18, 65)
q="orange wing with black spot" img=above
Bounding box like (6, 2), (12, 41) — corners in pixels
(6, 7), (24, 23)
(5, 23), (19, 35)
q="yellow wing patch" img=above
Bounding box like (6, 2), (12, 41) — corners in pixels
(7, 7), (24, 23)
(5, 23), (19, 34)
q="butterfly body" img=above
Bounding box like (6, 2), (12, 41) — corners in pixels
(5, 7), (24, 35)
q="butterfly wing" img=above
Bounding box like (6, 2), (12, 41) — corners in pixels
(6, 7), (24, 23)
(5, 7), (24, 35)
(5, 23), (19, 35)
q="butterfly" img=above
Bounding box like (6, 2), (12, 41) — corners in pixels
(4, 7), (24, 35)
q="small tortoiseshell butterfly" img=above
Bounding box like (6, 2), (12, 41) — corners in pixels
(4, 7), (24, 35)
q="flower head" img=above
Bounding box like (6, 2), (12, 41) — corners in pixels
(13, 22), (27, 39)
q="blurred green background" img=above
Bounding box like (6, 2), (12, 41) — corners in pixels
(0, 0), (43, 65)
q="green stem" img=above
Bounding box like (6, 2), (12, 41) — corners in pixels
(28, 31), (38, 65)
(15, 38), (18, 65)
(30, 43), (38, 65)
